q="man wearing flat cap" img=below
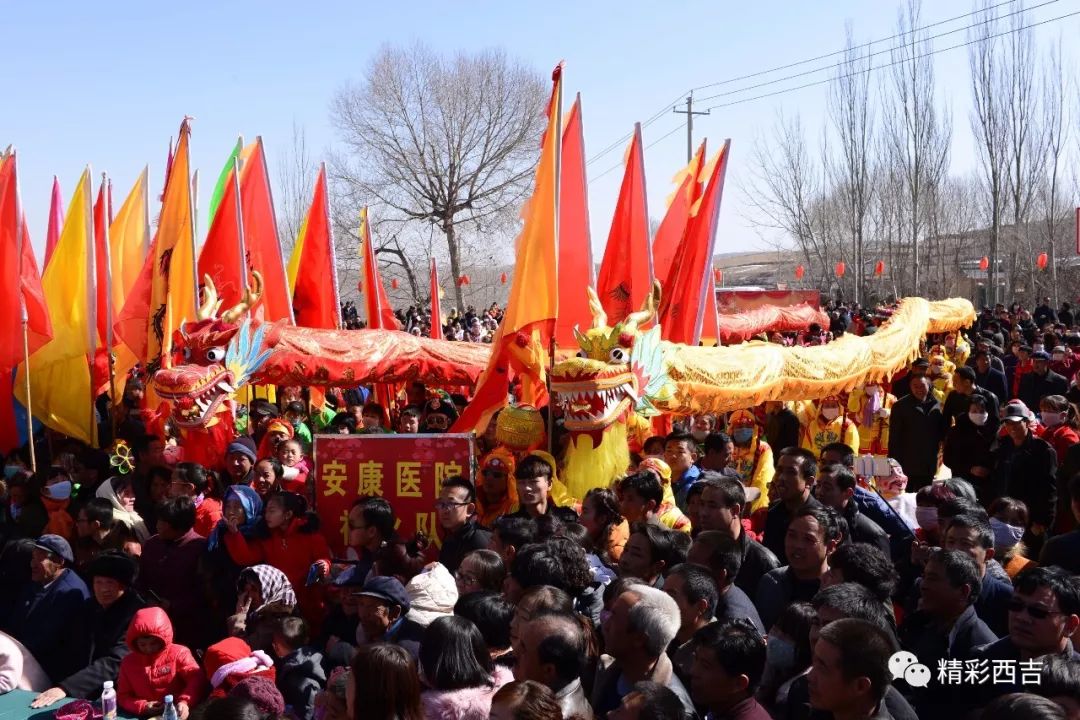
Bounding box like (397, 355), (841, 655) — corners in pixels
(354, 576), (424, 658)
(31, 550), (146, 707)
(0, 534), (89, 686)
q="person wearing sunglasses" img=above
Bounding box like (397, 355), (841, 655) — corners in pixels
(970, 566), (1080, 704)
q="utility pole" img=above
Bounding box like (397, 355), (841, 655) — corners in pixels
(673, 94), (710, 162)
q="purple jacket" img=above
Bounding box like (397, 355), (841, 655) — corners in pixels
(138, 529), (208, 647)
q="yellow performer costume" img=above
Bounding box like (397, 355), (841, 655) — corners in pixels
(942, 332), (971, 368)
(729, 409), (774, 513)
(476, 448), (518, 527)
(799, 397), (859, 459)
(846, 383), (895, 456)
(638, 457), (691, 533)
(926, 352), (954, 403)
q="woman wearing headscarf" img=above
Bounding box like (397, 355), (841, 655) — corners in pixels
(96, 477), (150, 542)
(204, 486), (265, 638)
(227, 564), (299, 653)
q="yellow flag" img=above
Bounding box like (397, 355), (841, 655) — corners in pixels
(109, 168), (149, 314)
(286, 216), (309, 294)
(15, 168), (97, 444)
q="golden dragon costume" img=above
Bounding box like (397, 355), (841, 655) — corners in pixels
(550, 281), (975, 500)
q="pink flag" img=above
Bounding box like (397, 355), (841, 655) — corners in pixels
(44, 176), (64, 267)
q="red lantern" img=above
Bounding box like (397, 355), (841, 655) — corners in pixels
(978, 256), (989, 272)
(356, 281), (363, 294)
(391, 278), (399, 290)
(457, 275), (470, 287)
(713, 267), (722, 284)
(874, 260), (885, 276)
(794, 265), (805, 280)
(500, 272), (508, 285)
(1037, 252), (1049, 271)
(835, 261), (846, 278)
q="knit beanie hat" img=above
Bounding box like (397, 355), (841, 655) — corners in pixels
(230, 677), (285, 716)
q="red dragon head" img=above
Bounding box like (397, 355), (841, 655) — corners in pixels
(154, 273), (269, 429)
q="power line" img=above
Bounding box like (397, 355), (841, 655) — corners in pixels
(693, 0), (1061, 104)
(585, 0), (1022, 166)
(688, 0), (1022, 92)
(588, 124), (685, 184)
(698, 6), (1080, 113)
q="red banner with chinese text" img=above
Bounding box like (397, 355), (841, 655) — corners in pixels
(313, 434), (474, 556)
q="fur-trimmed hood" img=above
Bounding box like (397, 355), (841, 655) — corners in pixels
(419, 665), (513, 720)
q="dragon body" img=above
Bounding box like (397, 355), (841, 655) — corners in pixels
(550, 282), (975, 499)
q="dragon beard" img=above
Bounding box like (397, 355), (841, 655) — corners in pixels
(562, 421), (630, 500)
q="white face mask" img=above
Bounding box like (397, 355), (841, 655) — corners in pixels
(1041, 411), (1064, 428)
(821, 407), (840, 421)
(691, 429), (709, 442)
(968, 411), (989, 427)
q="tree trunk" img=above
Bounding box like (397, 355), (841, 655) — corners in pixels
(444, 219), (466, 314)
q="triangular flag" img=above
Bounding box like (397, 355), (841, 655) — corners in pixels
(291, 164), (341, 329)
(44, 176), (64, 268)
(653, 141), (706, 290)
(430, 258), (444, 340)
(555, 93), (595, 348)
(359, 207), (400, 330)
(596, 123), (652, 325)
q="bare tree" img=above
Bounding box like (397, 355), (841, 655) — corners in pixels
(828, 25), (875, 303)
(276, 121), (319, 258)
(330, 44), (546, 312)
(1038, 38), (1070, 305)
(968, 1), (1010, 305)
(883, 0), (951, 296)
(1001, 5), (1048, 302)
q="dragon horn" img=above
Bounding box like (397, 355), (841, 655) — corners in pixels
(623, 280), (662, 333)
(197, 274), (223, 321)
(586, 285), (607, 329)
(222, 270), (264, 324)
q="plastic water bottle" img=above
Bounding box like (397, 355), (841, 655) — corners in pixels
(101, 681), (117, 720)
(163, 694), (178, 720)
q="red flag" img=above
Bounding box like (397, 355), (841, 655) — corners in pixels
(292, 164), (341, 329)
(359, 207), (400, 330)
(653, 142), (706, 287)
(0, 153), (52, 368)
(44, 176), (64, 268)
(0, 152), (53, 451)
(430, 258), (444, 340)
(200, 139), (293, 323)
(556, 93), (594, 347)
(596, 123), (652, 325)
(93, 179), (111, 347)
(657, 140), (731, 345)
(701, 273), (721, 345)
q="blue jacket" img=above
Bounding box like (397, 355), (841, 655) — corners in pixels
(2, 568), (90, 682)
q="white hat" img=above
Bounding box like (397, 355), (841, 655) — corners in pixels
(404, 563), (459, 627)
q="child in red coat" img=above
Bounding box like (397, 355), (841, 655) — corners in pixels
(203, 637), (276, 699)
(118, 607), (205, 718)
(223, 491), (331, 628)
(277, 439), (311, 497)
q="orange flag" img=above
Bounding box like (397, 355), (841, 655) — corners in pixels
(453, 64), (562, 434)
(595, 123), (652, 325)
(700, 273), (721, 345)
(657, 140), (731, 345)
(555, 93), (594, 348)
(653, 141), (706, 289)
(359, 207), (400, 330)
(0, 151), (53, 451)
(429, 258), (444, 340)
(115, 119), (197, 369)
(291, 164), (340, 329)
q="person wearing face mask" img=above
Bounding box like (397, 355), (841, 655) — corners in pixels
(756, 602), (814, 716)
(39, 468), (76, 541)
(942, 332), (971, 367)
(987, 497), (1036, 580)
(690, 415), (717, 444)
(926, 352), (954, 403)
(847, 382), (895, 456)
(942, 366), (1000, 434)
(943, 394), (997, 488)
(1037, 395), (1080, 463)
(993, 402), (1058, 557)
(1019, 351), (1069, 412)
(798, 397), (859, 460)
(728, 410), (774, 514)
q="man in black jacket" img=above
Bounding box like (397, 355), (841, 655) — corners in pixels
(31, 550), (145, 706)
(972, 349), (1009, 405)
(993, 402), (1057, 552)
(1, 535), (90, 685)
(691, 476), (779, 596)
(941, 366), (999, 434)
(1019, 351), (1068, 411)
(436, 476), (492, 574)
(888, 376), (945, 491)
(813, 464), (890, 558)
(763, 447), (822, 564)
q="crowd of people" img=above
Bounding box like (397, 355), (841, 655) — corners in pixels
(0, 295), (1079, 720)
(341, 300), (505, 343)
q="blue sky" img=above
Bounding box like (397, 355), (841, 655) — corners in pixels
(2, 0), (1077, 264)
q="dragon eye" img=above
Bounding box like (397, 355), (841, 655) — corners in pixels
(576, 350), (588, 359)
(609, 347), (628, 363)
(205, 347), (226, 362)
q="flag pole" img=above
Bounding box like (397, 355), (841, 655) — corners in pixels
(547, 65), (564, 456)
(232, 154), (249, 301)
(84, 166), (99, 448)
(102, 171), (119, 437)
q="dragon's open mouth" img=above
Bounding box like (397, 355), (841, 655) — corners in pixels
(154, 365), (237, 428)
(551, 363), (636, 431)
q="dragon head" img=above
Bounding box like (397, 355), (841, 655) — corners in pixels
(153, 273), (273, 429)
(551, 281), (674, 437)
